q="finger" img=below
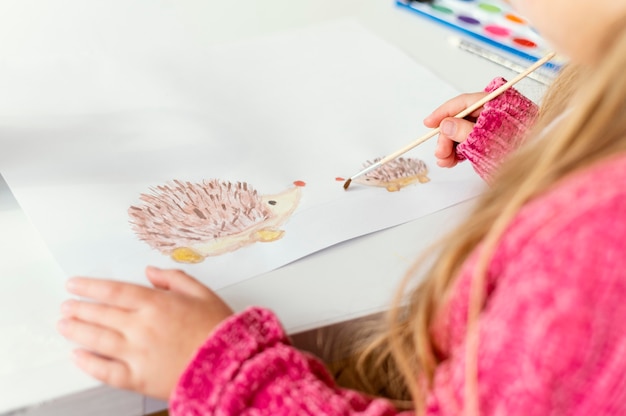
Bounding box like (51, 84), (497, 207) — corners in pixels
(145, 266), (210, 297)
(437, 156), (459, 168)
(66, 277), (155, 309)
(435, 135), (460, 168)
(423, 92), (487, 128)
(72, 349), (134, 391)
(61, 299), (130, 329)
(435, 135), (455, 160)
(440, 118), (477, 144)
(58, 318), (126, 358)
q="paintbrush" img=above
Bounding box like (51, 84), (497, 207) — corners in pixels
(343, 51), (557, 190)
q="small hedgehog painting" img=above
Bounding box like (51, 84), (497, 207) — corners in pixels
(354, 157), (429, 192)
(128, 179), (302, 264)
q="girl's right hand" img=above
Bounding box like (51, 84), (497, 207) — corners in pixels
(424, 92), (489, 168)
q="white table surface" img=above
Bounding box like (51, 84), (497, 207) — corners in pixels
(0, 1), (548, 414)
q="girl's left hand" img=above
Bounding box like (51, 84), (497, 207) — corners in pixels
(57, 266), (233, 400)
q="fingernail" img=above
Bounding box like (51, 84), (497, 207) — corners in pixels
(57, 319), (69, 334)
(60, 300), (74, 315)
(66, 278), (79, 292)
(71, 349), (84, 364)
(441, 120), (457, 137)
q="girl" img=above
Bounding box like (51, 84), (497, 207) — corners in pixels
(57, 0), (626, 414)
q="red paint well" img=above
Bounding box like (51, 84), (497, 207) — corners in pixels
(513, 38), (537, 48)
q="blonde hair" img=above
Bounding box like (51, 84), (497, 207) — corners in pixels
(335, 23), (626, 415)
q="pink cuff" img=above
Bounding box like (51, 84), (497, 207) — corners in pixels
(456, 77), (539, 182)
(169, 306), (289, 415)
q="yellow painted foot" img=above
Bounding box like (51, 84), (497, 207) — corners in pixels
(256, 229), (285, 242)
(171, 247), (205, 264)
(385, 183), (401, 192)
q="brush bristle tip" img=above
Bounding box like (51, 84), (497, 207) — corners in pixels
(343, 179), (352, 190)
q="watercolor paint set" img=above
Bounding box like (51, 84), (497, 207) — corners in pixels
(396, 0), (564, 71)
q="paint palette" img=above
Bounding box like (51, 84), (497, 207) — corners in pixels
(396, 0), (564, 70)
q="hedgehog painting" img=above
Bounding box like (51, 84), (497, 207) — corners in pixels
(353, 157), (429, 192)
(128, 179), (302, 264)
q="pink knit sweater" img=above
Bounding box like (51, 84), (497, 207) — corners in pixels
(169, 79), (626, 415)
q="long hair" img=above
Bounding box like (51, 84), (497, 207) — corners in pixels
(335, 23), (626, 415)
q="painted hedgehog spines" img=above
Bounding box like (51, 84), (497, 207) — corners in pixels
(354, 157), (429, 192)
(129, 179), (301, 263)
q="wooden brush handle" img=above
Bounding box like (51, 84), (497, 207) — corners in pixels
(378, 51), (556, 167)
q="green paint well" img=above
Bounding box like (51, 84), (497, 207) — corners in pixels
(431, 5), (454, 14)
(478, 3), (501, 13)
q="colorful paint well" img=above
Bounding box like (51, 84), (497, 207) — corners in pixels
(396, 0), (563, 70)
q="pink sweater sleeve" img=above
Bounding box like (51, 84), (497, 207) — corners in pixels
(169, 307), (406, 416)
(456, 77), (539, 182)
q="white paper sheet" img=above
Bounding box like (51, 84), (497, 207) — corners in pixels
(0, 20), (484, 289)
(0, 174), (99, 412)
